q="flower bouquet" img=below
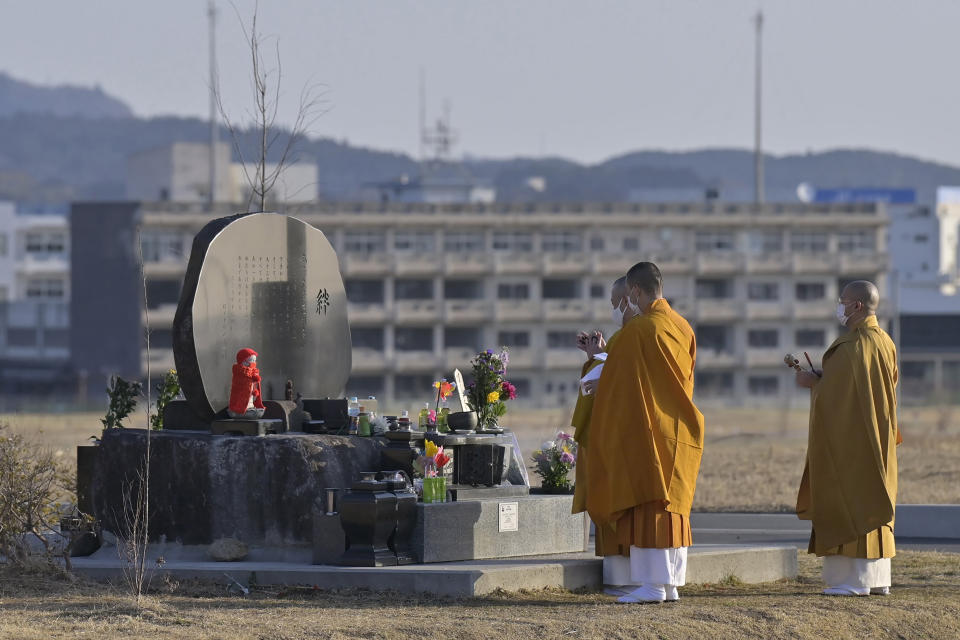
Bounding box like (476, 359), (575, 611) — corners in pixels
(465, 348), (518, 432)
(432, 379), (456, 432)
(414, 440), (452, 503)
(531, 431), (577, 493)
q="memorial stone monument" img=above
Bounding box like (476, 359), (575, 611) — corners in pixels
(87, 212), (583, 565)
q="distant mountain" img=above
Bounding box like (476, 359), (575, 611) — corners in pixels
(0, 72), (133, 119)
(0, 105), (959, 205)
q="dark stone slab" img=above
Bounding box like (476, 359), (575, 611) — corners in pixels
(173, 213), (351, 422)
(262, 400), (296, 432)
(210, 418), (283, 436)
(163, 399), (211, 431)
(91, 429), (385, 546)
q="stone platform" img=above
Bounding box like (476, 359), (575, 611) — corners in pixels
(70, 544), (797, 597)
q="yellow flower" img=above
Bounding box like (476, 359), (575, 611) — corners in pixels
(425, 440), (439, 458)
(487, 391), (500, 403)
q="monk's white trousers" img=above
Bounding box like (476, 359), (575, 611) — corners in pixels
(603, 547), (688, 587)
(823, 556), (891, 589)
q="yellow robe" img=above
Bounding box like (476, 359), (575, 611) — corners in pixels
(571, 330), (620, 515)
(586, 299), (704, 548)
(797, 315), (899, 558)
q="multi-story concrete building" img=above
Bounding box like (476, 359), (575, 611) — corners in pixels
(71, 200), (890, 408)
(0, 202), (71, 394)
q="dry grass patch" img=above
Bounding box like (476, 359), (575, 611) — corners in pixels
(1, 551), (960, 639)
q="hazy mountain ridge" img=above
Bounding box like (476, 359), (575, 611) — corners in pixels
(0, 72), (133, 119)
(0, 70), (958, 204)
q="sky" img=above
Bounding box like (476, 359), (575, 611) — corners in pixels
(4, 1), (960, 166)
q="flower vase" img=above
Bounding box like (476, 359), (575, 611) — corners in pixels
(423, 476), (446, 504)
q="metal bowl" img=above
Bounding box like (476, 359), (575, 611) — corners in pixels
(447, 410), (478, 432)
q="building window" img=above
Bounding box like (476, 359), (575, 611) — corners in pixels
(352, 327), (384, 350)
(394, 374), (436, 397)
(747, 329), (778, 348)
(747, 282), (779, 301)
(345, 279), (384, 304)
(589, 236), (604, 251)
(492, 231), (533, 252)
(542, 230), (583, 252)
(695, 230), (735, 251)
(748, 376), (779, 395)
(695, 371), (734, 394)
(790, 231), (828, 253)
(344, 230), (386, 253)
(748, 230), (783, 253)
(444, 327), (482, 349)
(511, 378), (531, 398)
(145, 279), (180, 309)
(25, 279), (65, 298)
(623, 236), (639, 251)
(140, 230), (182, 263)
(696, 325), (731, 352)
(394, 230), (436, 253)
(836, 230), (876, 253)
(394, 327), (433, 351)
(590, 283), (605, 299)
(542, 279), (579, 299)
(914, 234), (929, 243)
(795, 282), (826, 300)
(346, 375), (385, 399)
(695, 279), (733, 299)
(795, 329), (825, 347)
(394, 279), (433, 300)
(497, 283), (530, 300)
(547, 331), (574, 349)
(444, 279), (483, 300)
(444, 230), (485, 252)
(497, 331), (530, 347)
(0, 233), (7, 256)
(7, 328), (38, 347)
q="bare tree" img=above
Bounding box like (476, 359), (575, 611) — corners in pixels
(215, 4), (327, 212)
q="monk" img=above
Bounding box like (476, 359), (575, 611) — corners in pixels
(586, 262), (704, 603)
(570, 277), (639, 595)
(795, 280), (900, 596)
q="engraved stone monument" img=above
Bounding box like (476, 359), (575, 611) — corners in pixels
(173, 213), (351, 421)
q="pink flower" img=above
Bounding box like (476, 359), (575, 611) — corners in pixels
(501, 380), (517, 400)
(428, 409), (437, 424)
(560, 451), (575, 464)
(557, 431), (572, 441)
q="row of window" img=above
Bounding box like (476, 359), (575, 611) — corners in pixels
(347, 374), (533, 401)
(698, 325), (827, 350)
(0, 232), (68, 258)
(342, 228), (878, 255)
(354, 326), (585, 351)
(347, 278), (832, 304)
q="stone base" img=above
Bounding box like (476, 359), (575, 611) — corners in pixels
(413, 494), (586, 563)
(211, 418), (283, 436)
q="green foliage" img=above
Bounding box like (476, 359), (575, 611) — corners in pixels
(103, 375), (142, 429)
(0, 424), (75, 565)
(150, 370), (181, 430)
(531, 432), (577, 492)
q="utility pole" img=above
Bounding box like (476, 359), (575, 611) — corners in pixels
(208, 0), (218, 205)
(754, 9), (764, 205)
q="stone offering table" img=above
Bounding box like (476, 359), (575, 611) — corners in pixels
(91, 429), (384, 546)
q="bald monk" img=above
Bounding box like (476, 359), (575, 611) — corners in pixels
(570, 276), (640, 595)
(587, 262), (704, 603)
(795, 280), (900, 596)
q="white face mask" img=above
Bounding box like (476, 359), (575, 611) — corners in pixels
(836, 303), (849, 326)
(611, 300), (626, 326)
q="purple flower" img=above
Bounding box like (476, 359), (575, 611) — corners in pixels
(557, 431), (572, 441)
(560, 452), (575, 464)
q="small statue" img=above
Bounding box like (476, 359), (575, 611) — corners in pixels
(228, 348), (266, 419)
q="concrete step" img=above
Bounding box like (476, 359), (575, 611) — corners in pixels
(69, 544), (797, 597)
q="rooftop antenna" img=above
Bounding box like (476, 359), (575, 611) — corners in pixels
(754, 9), (765, 205)
(208, 0), (218, 204)
(418, 67), (426, 164)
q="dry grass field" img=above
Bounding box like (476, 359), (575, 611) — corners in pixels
(1, 550), (960, 639)
(3, 400), (959, 512)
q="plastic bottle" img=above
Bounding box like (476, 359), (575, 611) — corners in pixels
(418, 402), (431, 430)
(348, 397), (360, 418)
(358, 411), (371, 437)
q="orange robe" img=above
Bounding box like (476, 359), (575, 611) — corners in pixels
(586, 298), (703, 552)
(797, 315), (899, 558)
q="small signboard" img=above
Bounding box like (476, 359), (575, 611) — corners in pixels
(498, 502), (519, 532)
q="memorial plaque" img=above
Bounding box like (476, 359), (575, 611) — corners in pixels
(173, 213), (351, 421)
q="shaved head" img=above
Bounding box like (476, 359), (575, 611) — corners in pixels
(626, 262), (662, 297)
(841, 280), (880, 313)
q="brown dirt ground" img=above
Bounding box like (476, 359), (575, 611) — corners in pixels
(1, 550), (959, 639)
(4, 403), (960, 511)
